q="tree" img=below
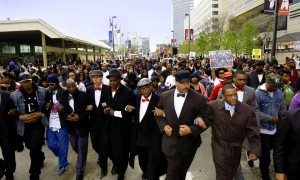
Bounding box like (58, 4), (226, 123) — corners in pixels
(239, 21), (259, 54)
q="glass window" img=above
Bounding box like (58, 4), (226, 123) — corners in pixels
(212, 4), (218, 8)
(212, 11), (218, 15)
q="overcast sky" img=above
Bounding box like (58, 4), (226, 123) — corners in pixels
(0, 0), (172, 51)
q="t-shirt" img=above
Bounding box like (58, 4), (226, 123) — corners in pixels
(23, 91), (39, 114)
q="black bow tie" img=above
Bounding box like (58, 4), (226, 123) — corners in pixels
(177, 93), (186, 97)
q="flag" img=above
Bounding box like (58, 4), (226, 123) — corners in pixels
(109, 17), (112, 27)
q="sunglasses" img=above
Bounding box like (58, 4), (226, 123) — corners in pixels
(47, 83), (56, 86)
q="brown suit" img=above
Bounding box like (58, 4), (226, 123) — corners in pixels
(209, 100), (261, 180)
(156, 89), (211, 180)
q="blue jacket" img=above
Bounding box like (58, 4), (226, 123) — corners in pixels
(10, 85), (49, 136)
(256, 85), (286, 131)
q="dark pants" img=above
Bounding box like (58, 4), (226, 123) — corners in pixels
(69, 129), (88, 175)
(137, 146), (161, 180)
(0, 124), (16, 177)
(165, 149), (197, 180)
(260, 133), (274, 180)
(23, 121), (45, 177)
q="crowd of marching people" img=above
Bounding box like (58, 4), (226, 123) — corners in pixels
(0, 56), (299, 180)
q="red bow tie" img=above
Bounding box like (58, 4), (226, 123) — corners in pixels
(142, 98), (149, 102)
(111, 88), (118, 92)
(94, 87), (102, 91)
(236, 87), (244, 91)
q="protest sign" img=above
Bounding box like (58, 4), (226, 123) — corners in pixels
(209, 50), (234, 68)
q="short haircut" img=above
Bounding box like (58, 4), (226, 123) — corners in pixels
(222, 84), (236, 94)
(233, 70), (246, 77)
(66, 78), (76, 85)
(279, 69), (291, 76)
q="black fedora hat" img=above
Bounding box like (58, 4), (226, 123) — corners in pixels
(106, 69), (122, 79)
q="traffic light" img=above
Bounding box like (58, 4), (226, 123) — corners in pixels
(172, 47), (178, 55)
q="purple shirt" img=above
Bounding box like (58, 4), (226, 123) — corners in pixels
(289, 93), (300, 110)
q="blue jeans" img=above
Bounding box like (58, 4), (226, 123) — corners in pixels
(46, 127), (69, 167)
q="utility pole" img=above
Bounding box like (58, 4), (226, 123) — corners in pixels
(271, 0), (279, 57)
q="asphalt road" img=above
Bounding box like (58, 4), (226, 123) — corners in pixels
(7, 129), (274, 180)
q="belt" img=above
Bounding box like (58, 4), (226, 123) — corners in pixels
(50, 127), (60, 132)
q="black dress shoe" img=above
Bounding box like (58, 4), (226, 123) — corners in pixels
(100, 169), (108, 179)
(111, 166), (117, 175)
(76, 174), (83, 180)
(5, 174), (14, 180)
(0, 159), (4, 179)
(117, 174), (124, 180)
(142, 173), (147, 180)
(29, 175), (39, 180)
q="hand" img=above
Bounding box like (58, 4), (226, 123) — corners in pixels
(126, 105), (135, 112)
(67, 112), (77, 121)
(275, 173), (287, 180)
(8, 109), (17, 116)
(248, 154), (257, 161)
(104, 107), (110, 115)
(196, 117), (207, 129)
(45, 102), (52, 109)
(179, 125), (191, 136)
(101, 102), (107, 107)
(19, 114), (31, 122)
(30, 112), (43, 121)
(57, 105), (64, 111)
(152, 107), (164, 117)
(271, 116), (278, 124)
(109, 108), (115, 116)
(164, 125), (172, 136)
(86, 105), (93, 111)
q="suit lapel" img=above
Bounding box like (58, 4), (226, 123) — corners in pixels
(169, 90), (179, 121)
(141, 94), (156, 122)
(242, 88), (249, 103)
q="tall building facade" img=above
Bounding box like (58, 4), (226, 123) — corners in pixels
(172, 0), (194, 44)
(141, 38), (150, 56)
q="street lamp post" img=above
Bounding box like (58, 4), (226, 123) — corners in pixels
(185, 14), (190, 53)
(171, 30), (174, 46)
(112, 16), (117, 54)
(271, 0), (279, 58)
(127, 32), (130, 58)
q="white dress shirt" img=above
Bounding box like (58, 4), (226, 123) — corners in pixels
(174, 89), (187, 118)
(69, 94), (74, 112)
(139, 94), (152, 122)
(237, 90), (244, 102)
(94, 85), (102, 108)
(49, 90), (61, 129)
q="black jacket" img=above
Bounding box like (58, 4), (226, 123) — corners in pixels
(274, 108), (300, 179)
(246, 70), (266, 89)
(60, 89), (90, 137)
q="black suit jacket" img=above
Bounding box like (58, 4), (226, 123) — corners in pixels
(274, 108), (300, 179)
(156, 89), (212, 157)
(106, 84), (135, 159)
(246, 70), (266, 89)
(0, 91), (16, 136)
(60, 89), (90, 137)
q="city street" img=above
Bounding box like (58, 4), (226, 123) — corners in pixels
(7, 129), (273, 180)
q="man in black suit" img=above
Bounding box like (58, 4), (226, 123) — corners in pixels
(246, 60), (266, 89)
(128, 78), (167, 180)
(60, 78), (90, 180)
(0, 90), (17, 180)
(104, 69), (135, 180)
(274, 108), (300, 180)
(153, 70), (212, 180)
(86, 70), (110, 178)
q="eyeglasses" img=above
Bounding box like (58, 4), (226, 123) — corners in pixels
(47, 83), (56, 86)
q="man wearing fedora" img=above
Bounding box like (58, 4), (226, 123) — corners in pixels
(247, 60), (267, 90)
(104, 69), (135, 180)
(10, 72), (49, 180)
(128, 78), (167, 180)
(153, 70), (211, 180)
(86, 70), (110, 179)
(44, 73), (69, 175)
